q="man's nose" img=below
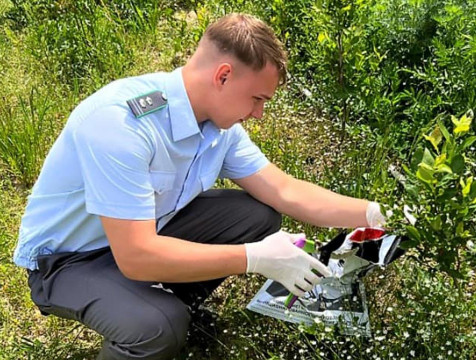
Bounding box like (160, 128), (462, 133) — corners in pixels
(250, 103), (264, 120)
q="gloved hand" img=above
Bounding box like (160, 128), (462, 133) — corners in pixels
(244, 231), (331, 297)
(366, 202), (416, 227)
(366, 201), (391, 228)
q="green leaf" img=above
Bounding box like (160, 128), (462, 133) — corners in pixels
(437, 118), (451, 141)
(470, 182), (476, 198)
(402, 164), (413, 176)
(423, 127), (442, 152)
(434, 154), (447, 167)
(435, 164), (453, 174)
(404, 183), (419, 198)
(451, 155), (465, 174)
(341, 4), (352, 12)
(438, 187), (457, 201)
(456, 221), (464, 235)
(406, 225), (421, 242)
(461, 136), (476, 151)
(318, 32), (326, 43)
(399, 238), (419, 250)
(421, 148), (435, 166)
(417, 162), (435, 183)
(452, 113), (472, 134)
(430, 215), (442, 231)
(410, 147), (424, 171)
(462, 176), (473, 197)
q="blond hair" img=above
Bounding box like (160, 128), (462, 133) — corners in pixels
(202, 13), (287, 85)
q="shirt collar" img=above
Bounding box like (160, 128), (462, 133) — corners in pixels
(164, 67), (201, 142)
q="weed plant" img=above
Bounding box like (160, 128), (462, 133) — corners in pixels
(0, 1), (474, 359)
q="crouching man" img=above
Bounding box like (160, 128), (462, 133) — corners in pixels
(14, 13), (386, 360)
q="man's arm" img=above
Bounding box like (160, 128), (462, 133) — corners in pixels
(233, 163), (370, 228)
(100, 217), (247, 282)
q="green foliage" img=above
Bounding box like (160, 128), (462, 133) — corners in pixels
(1, 0), (475, 359)
(257, 0), (476, 158)
(390, 111), (476, 279)
(0, 89), (59, 188)
(12, 0), (132, 83)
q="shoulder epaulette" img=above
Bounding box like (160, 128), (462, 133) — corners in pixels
(127, 90), (167, 118)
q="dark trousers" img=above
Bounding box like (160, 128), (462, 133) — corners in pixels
(27, 189), (281, 360)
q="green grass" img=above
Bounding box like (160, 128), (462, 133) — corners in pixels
(0, 1), (475, 359)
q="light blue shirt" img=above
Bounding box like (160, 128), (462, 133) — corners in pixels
(14, 68), (269, 270)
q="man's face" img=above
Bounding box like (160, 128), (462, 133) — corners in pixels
(209, 62), (280, 129)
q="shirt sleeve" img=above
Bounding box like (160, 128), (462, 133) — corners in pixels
(219, 124), (269, 180)
(72, 105), (157, 220)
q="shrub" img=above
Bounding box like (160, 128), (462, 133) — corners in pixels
(389, 111), (476, 280)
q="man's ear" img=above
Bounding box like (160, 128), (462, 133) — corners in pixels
(214, 63), (232, 88)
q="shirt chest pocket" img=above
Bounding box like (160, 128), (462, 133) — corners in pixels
(150, 171), (175, 195)
(199, 170), (218, 191)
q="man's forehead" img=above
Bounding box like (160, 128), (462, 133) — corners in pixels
(251, 64), (280, 95)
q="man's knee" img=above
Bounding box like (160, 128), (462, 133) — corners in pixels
(238, 192), (282, 240)
(243, 193), (282, 237)
(99, 305), (190, 360)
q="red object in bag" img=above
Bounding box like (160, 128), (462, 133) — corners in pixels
(349, 228), (385, 243)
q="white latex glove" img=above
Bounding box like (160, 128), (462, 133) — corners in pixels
(245, 231), (331, 297)
(366, 201), (391, 228)
(367, 202), (416, 227)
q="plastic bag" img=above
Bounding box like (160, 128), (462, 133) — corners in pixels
(246, 228), (407, 336)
